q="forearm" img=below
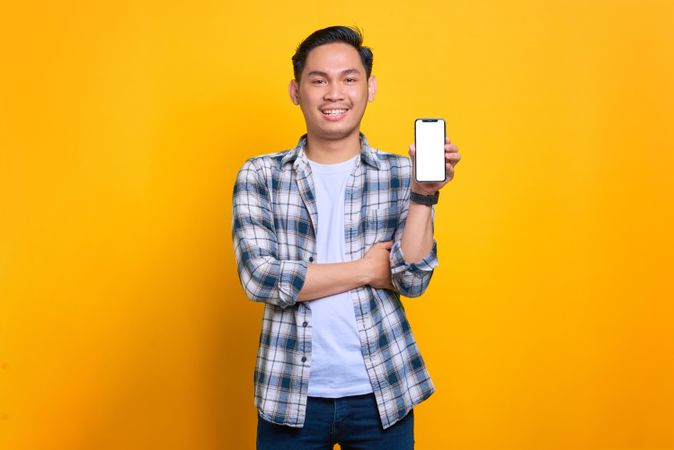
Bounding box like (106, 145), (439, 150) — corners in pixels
(400, 202), (434, 264)
(297, 260), (369, 302)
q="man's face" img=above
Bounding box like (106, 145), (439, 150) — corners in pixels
(289, 42), (376, 142)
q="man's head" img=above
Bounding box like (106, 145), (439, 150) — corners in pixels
(289, 26), (377, 142)
(291, 26), (373, 82)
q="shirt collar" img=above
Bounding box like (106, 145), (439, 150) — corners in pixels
(281, 132), (381, 170)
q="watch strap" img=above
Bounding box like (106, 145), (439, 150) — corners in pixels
(410, 190), (439, 205)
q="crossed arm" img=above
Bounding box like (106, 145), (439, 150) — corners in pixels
(233, 141), (459, 307)
(297, 188), (441, 302)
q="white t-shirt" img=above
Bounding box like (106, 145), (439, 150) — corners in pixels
(306, 155), (373, 397)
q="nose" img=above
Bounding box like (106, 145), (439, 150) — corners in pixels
(323, 83), (344, 102)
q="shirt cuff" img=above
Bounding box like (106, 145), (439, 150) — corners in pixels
(277, 259), (309, 308)
(390, 239), (439, 275)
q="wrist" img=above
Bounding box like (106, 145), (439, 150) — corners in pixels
(410, 183), (438, 195)
(411, 185), (437, 196)
(354, 259), (371, 285)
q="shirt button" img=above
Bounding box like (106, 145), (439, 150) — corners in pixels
(302, 321), (308, 327)
(301, 356), (307, 362)
(308, 257), (314, 262)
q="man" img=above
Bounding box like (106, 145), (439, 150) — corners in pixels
(232, 26), (460, 449)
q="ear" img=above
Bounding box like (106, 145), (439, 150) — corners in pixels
(367, 75), (377, 102)
(288, 79), (300, 105)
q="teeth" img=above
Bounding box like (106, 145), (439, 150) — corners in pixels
(323, 109), (347, 115)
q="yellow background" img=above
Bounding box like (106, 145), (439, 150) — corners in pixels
(1, 0), (673, 449)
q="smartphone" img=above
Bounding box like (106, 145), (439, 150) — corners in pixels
(414, 118), (446, 183)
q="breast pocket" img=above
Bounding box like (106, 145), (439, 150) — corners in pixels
(364, 206), (399, 247)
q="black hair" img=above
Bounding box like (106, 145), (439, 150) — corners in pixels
(292, 26), (373, 81)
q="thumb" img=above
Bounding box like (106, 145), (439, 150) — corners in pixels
(409, 144), (417, 181)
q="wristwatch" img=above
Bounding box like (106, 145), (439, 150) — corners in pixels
(410, 190), (439, 206)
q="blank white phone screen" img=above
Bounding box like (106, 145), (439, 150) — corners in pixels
(415, 119), (445, 182)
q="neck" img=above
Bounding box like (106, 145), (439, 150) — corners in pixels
(305, 130), (361, 164)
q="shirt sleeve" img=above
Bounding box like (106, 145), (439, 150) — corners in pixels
(232, 159), (308, 308)
(389, 160), (439, 297)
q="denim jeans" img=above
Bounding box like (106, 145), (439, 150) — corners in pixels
(256, 393), (414, 450)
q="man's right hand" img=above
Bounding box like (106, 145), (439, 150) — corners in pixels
(362, 241), (394, 291)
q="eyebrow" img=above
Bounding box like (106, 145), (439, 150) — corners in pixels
(306, 68), (362, 78)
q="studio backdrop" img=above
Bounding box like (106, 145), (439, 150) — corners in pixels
(1, 1), (673, 449)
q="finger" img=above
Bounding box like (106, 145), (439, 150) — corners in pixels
(445, 165), (455, 181)
(446, 152), (461, 164)
(408, 144), (416, 158)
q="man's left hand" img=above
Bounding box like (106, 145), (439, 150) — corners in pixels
(408, 137), (461, 195)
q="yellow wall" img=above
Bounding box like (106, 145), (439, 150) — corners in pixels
(1, 1), (673, 449)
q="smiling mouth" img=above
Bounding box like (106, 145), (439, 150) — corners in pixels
(321, 108), (349, 116)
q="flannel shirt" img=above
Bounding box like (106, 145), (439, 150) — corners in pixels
(232, 133), (438, 430)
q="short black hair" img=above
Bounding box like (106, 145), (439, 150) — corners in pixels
(292, 26), (373, 81)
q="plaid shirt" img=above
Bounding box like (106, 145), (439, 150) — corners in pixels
(232, 133), (438, 430)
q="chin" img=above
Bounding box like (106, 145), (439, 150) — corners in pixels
(313, 125), (360, 141)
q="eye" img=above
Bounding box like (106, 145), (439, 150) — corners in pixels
(345, 77), (357, 83)
(311, 79), (326, 85)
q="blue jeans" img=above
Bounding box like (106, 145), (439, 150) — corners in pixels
(256, 393), (414, 450)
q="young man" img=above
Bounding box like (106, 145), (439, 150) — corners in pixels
(232, 26), (461, 449)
